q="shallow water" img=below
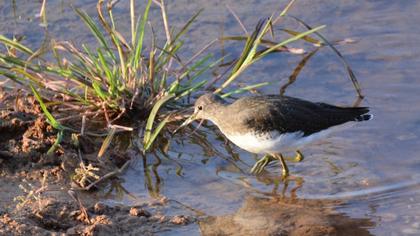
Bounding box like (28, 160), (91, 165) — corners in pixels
(2, 0), (420, 235)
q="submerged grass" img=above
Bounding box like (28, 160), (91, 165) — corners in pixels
(0, 0), (360, 189)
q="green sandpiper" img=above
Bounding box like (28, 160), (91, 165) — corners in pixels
(180, 93), (372, 178)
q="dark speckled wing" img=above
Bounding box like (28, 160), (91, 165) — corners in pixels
(231, 95), (370, 136)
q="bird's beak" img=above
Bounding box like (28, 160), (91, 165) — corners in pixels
(180, 113), (197, 127)
(173, 112), (197, 133)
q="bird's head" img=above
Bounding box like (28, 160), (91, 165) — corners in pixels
(178, 93), (225, 129)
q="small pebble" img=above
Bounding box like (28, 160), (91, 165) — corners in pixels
(94, 202), (108, 214)
(170, 215), (189, 225)
(129, 207), (151, 218)
(151, 214), (166, 223)
(149, 196), (169, 206)
(69, 210), (80, 217)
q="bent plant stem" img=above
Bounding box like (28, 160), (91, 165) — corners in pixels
(280, 48), (320, 95)
(288, 15), (363, 98)
(31, 84), (69, 154)
(214, 24), (325, 94)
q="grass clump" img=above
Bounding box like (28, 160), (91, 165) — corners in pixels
(1, 0), (216, 153)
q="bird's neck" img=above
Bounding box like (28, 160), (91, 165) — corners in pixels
(205, 103), (228, 128)
(205, 103), (242, 135)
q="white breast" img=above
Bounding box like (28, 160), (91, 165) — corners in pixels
(226, 131), (301, 154)
(225, 127), (337, 154)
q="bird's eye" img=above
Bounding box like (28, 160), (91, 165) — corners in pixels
(197, 105), (203, 111)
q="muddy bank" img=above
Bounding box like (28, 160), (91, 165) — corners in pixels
(1, 192), (194, 235)
(0, 153), (194, 236)
(0, 89), (196, 235)
(0, 170), (375, 236)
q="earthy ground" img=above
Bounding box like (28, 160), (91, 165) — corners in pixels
(0, 89), (375, 235)
(0, 89), (195, 235)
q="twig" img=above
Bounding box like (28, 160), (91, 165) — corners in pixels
(181, 39), (219, 72)
(68, 190), (91, 224)
(153, 0), (174, 74)
(81, 115), (86, 135)
(130, 0), (135, 46)
(226, 5), (248, 35)
(205, 61), (235, 90)
(109, 124), (133, 131)
(102, 102), (110, 125)
(76, 160), (131, 191)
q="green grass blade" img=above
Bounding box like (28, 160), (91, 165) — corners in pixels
(181, 55), (223, 88)
(144, 116), (170, 151)
(169, 54), (219, 95)
(11, 68), (45, 87)
(231, 20), (265, 75)
(0, 54), (42, 72)
(215, 25), (324, 94)
(0, 35), (34, 55)
(92, 80), (108, 100)
(281, 29), (321, 45)
(221, 82), (271, 98)
(0, 70), (25, 85)
(47, 130), (64, 155)
(178, 54), (213, 80)
(255, 25), (325, 59)
(75, 8), (116, 62)
(132, 0), (152, 68)
(175, 80), (207, 99)
(172, 9), (203, 44)
(143, 94), (175, 148)
(155, 41), (183, 71)
(241, 18), (273, 66)
(30, 84), (64, 130)
(97, 49), (116, 96)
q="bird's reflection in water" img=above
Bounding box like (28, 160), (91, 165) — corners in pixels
(199, 195), (375, 236)
(194, 134), (375, 235)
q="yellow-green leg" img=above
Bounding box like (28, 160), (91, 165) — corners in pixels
(250, 150), (304, 175)
(274, 153), (289, 178)
(250, 154), (275, 174)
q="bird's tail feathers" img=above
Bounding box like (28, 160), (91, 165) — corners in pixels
(355, 114), (373, 122)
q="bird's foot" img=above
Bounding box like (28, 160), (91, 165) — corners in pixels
(250, 154), (275, 174)
(250, 152), (299, 177)
(284, 150), (304, 163)
(281, 169), (289, 179)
